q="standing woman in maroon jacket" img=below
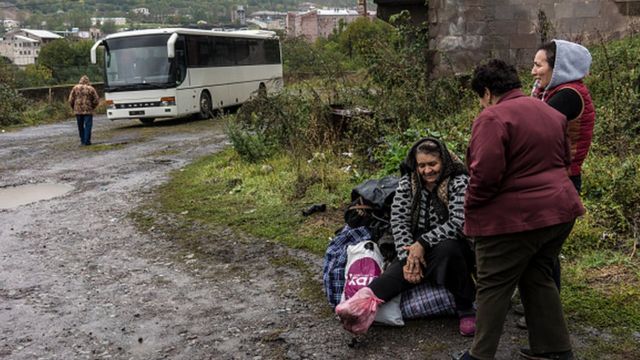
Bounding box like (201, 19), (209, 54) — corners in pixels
(452, 60), (584, 360)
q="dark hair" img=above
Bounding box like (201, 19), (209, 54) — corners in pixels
(416, 140), (441, 157)
(537, 41), (556, 69)
(470, 59), (522, 97)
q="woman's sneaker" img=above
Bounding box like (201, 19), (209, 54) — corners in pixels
(459, 315), (476, 337)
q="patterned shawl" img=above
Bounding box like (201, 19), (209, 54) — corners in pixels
(399, 137), (467, 237)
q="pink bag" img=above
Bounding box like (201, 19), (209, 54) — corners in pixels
(335, 287), (383, 335)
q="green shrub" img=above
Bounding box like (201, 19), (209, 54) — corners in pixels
(229, 91), (317, 157)
(587, 34), (640, 155)
(21, 101), (74, 126)
(582, 152), (640, 246)
(562, 215), (610, 256)
(224, 118), (275, 163)
(0, 84), (27, 126)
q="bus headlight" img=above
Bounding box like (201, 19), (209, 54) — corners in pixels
(160, 97), (176, 106)
(105, 100), (115, 109)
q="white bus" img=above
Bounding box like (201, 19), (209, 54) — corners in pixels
(90, 28), (283, 124)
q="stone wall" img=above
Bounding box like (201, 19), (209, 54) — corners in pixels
(374, 0), (639, 75)
(427, 0), (638, 74)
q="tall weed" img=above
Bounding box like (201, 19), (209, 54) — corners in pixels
(587, 33), (640, 155)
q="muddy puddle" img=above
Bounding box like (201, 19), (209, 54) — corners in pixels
(0, 183), (74, 209)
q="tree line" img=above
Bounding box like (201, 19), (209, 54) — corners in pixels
(3, 0), (374, 31)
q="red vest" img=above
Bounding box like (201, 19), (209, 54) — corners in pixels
(543, 80), (595, 176)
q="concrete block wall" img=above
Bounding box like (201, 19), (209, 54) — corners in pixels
(427, 0), (636, 74)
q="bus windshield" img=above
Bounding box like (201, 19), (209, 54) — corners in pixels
(104, 34), (177, 91)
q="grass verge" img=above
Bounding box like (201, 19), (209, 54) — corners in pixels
(154, 147), (352, 256)
(146, 140), (640, 359)
(562, 250), (640, 358)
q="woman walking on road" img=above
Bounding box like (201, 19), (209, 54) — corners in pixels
(68, 75), (100, 146)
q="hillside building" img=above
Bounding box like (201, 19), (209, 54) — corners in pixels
(1, 19), (20, 30)
(91, 17), (127, 26)
(0, 29), (62, 67)
(132, 8), (150, 16)
(232, 5), (246, 25)
(286, 8), (376, 42)
(248, 11), (287, 30)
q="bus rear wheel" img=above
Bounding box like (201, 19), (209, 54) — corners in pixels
(258, 83), (267, 98)
(139, 118), (155, 125)
(198, 91), (212, 119)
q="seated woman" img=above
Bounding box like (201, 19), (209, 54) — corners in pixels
(336, 137), (476, 336)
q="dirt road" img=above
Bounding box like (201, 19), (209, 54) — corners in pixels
(1, 116), (534, 359)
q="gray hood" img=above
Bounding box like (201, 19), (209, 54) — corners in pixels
(547, 39), (592, 89)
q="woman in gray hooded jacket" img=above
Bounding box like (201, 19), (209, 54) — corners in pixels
(531, 39), (595, 193)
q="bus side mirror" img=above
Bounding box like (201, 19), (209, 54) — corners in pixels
(90, 40), (103, 64)
(167, 33), (178, 59)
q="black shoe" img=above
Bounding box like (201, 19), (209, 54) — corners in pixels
(451, 350), (478, 360)
(519, 348), (574, 360)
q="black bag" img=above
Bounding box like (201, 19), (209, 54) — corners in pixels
(344, 176), (399, 240)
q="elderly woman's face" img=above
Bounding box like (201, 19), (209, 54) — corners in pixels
(532, 50), (553, 88)
(416, 152), (442, 188)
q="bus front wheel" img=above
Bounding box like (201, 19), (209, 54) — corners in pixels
(198, 91), (212, 119)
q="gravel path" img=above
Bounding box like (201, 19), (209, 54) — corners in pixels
(1, 116), (534, 359)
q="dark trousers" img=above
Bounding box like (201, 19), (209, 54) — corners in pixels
(76, 114), (93, 145)
(368, 239), (475, 314)
(469, 221), (575, 360)
(551, 175), (581, 292)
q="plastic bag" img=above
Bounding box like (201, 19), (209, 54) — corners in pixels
(375, 295), (404, 326)
(335, 287), (383, 335)
(341, 241), (384, 301)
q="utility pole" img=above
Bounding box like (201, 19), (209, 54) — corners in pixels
(357, 0), (367, 17)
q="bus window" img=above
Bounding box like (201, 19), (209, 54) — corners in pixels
(185, 36), (201, 67)
(196, 37), (210, 66)
(213, 37), (234, 66)
(173, 37), (187, 84)
(265, 39), (281, 64)
(234, 39), (250, 65)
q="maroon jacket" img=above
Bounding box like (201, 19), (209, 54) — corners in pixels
(464, 89), (585, 237)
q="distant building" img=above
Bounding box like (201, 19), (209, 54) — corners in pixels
(232, 5), (246, 25)
(1, 19), (20, 30)
(286, 8), (375, 42)
(132, 7), (150, 16)
(54, 28), (95, 40)
(91, 17), (127, 26)
(298, 3), (319, 12)
(248, 11), (286, 30)
(0, 29), (62, 66)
